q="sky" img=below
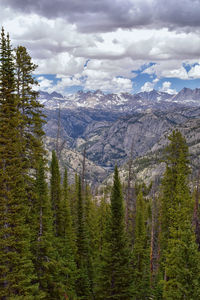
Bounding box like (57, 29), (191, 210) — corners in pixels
(1, 0), (200, 95)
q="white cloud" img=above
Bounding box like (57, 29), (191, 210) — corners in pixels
(141, 81), (155, 92)
(161, 67), (189, 80)
(83, 68), (133, 93)
(153, 78), (159, 83)
(36, 76), (54, 91)
(144, 61), (189, 80)
(35, 53), (86, 76)
(36, 75), (83, 94)
(188, 64), (200, 78)
(159, 81), (177, 94)
(1, 2), (200, 93)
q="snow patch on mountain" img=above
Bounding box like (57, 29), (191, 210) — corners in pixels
(38, 88), (200, 111)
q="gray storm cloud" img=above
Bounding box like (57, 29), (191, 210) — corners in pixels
(2, 0), (200, 33)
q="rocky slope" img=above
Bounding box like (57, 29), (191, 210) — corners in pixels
(110, 117), (200, 186)
(41, 88), (200, 185)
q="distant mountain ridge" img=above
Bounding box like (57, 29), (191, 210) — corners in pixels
(40, 87), (200, 185)
(38, 87), (200, 111)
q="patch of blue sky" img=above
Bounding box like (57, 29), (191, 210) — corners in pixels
(131, 62), (200, 93)
(131, 73), (157, 93)
(64, 85), (83, 94)
(158, 78), (200, 92)
(183, 62), (199, 73)
(35, 74), (61, 85)
(84, 59), (90, 68)
(34, 69), (200, 95)
(133, 62), (156, 75)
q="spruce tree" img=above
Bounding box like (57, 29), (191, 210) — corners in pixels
(34, 159), (59, 299)
(50, 150), (62, 236)
(50, 152), (78, 298)
(15, 45), (45, 170)
(58, 168), (77, 298)
(84, 184), (98, 298)
(160, 130), (200, 299)
(97, 166), (133, 299)
(132, 190), (150, 299)
(75, 177), (92, 299)
(0, 27), (38, 298)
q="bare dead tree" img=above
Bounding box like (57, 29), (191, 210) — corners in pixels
(81, 146), (87, 193)
(56, 102), (66, 161)
(56, 102), (61, 159)
(125, 141), (137, 247)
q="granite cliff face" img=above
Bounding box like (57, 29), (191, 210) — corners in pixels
(81, 109), (191, 168)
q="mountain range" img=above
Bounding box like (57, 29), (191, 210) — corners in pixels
(39, 87), (200, 111)
(40, 87), (200, 185)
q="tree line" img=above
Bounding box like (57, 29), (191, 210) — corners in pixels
(1, 28), (200, 299)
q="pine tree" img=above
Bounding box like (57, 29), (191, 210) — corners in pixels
(160, 130), (200, 299)
(14, 46), (46, 233)
(84, 184), (97, 297)
(97, 166), (133, 299)
(132, 190), (150, 299)
(15, 45), (45, 170)
(0, 27), (38, 298)
(58, 168), (77, 299)
(50, 150), (62, 236)
(33, 159), (59, 299)
(75, 177), (92, 299)
(160, 131), (189, 247)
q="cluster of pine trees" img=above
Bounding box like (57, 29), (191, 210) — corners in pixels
(1, 28), (200, 299)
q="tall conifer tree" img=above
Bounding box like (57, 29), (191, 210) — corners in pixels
(15, 45), (45, 169)
(160, 130), (200, 298)
(132, 190), (151, 299)
(0, 27), (38, 298)
(50, 150), (62, 236)
(58, 168), (77, 298)
(97, 166), (133, 299)
(34, 159), (59, 299)
(75, 177), (92, 299)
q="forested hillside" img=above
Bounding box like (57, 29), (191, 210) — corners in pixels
(1, 28), (200, 299)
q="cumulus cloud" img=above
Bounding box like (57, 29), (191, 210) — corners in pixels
(36, 76), (55, 92)
(143, 60), (190, 80)
(188, 64), (200, 78)
(1, 0), (200, 93)
(141, 82), (155, 92)
(159, 81), (177, 94)
(82, 66), (133, 93)
(35, 53), (86, 76)
(161, 67), (189, 80)
(36, 75), (83, 94)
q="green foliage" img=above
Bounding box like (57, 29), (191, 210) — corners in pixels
(163, 223), (200, 299)
(132, 190), (151, 299)
(58, 168), (77, 298)
(15, 45), (45, 171)
(97, 166), (133, 299)
(2, 29), (200, 299)
(75, 177), (92, 299)
(33, 160), (59, 299)
(0, 27), (39, 298)
(160, 130), (200, 298)
(50, 150), (62, 236)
